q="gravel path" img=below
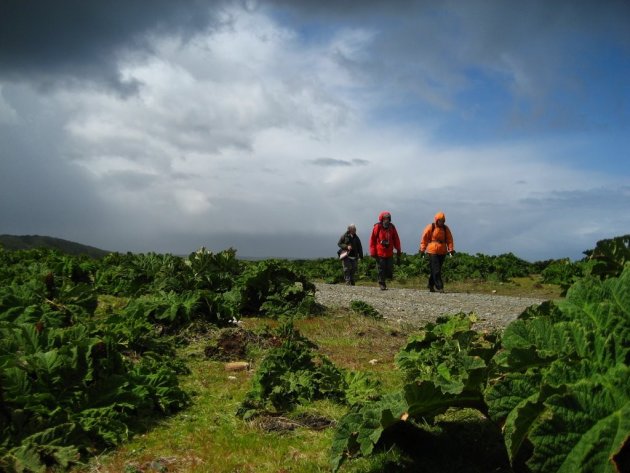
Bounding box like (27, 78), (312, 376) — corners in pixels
(314, 283), (547, 332)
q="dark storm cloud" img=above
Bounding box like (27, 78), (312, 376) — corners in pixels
(0, 115), (107, 240)
(310, 157), (370, 167)
(267, 0), (630, 41)
(0, 0), (224, 92)
(268, 0), (630, 131)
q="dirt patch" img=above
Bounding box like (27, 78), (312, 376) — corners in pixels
(204, 327), (281, 361)
(293, 412), (336, 431)
(251, 413), (335, 433)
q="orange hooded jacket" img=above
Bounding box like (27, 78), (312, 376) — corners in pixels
(419, 212), (454, 255)
(369, 211), (401, 258)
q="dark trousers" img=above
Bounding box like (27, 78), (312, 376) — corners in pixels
(376, 257), (394, 284)
(428, 253), (446, 290)
(342, 257), (358, 284)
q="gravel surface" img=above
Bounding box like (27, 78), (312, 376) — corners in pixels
(314, 283), (547, 332)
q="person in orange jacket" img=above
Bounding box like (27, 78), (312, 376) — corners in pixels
(369, 211), (401, 290)
(419, 211), (454, 293)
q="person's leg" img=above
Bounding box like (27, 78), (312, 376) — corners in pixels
(384, 257), (394, 280)
(438, 254), (447, 291)
(427, 254), (435, 291)
(428, 254), (440, 291)
(348, 258), (358, 285)
(342, 258), (353, 284)
(376, 257), (387, 289)
(430, 254), (446, 291)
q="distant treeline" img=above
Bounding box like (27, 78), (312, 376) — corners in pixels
(0, 234), (110, 258)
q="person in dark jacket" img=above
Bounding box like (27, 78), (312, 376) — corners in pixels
(338, 224), (363, 285)
(369, 211), (402, 290)
(419, 211), (455, 293)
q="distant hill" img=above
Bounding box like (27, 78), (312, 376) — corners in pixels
(0, 234), (111, 258)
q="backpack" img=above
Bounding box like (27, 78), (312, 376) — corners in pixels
(429, 223), (449, 243)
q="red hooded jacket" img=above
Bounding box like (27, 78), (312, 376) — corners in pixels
(369, 211), (401, 258)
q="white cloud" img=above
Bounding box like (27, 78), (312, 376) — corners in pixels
(173, 188), (212, 215)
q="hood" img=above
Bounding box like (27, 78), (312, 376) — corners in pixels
(378, 211), (391, 222)
(434, 211), (446, 223)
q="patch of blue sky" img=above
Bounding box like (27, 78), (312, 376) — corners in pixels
(535, 42), (630, 175)
(550, 130), (630, 176)
(570, 43), (630, 130)
(266, 5), (351, 46)
(364, 83), (629, 180)
(365, 67), (527, 145)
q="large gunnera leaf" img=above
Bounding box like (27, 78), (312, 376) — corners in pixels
(528, 366), (629, 473)
(487, 266), (630, 473)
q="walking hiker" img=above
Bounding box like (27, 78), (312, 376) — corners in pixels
(369, 211), (402, 290)
(419, 211), (455, 293)
(337, 224), (363, 285)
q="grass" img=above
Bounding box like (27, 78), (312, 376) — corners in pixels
(76, 278), (556, 473)
(74, 312), (411, 473)
(78, 346), (338, 472)
(371, 274), (562, 299)
(445, 275), (562, 299)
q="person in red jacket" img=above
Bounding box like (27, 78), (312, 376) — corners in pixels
(369, 211), (402, 290)
(419, 211), (455, 293)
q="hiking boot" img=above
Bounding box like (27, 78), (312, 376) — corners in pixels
(379, 283), (387, 290)
(428, 286), (435, 293)
(345, 281), (352, 286)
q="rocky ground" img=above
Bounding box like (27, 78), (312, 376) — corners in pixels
(314, 282), (548, 332)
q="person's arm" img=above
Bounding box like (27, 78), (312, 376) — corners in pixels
(338, 233), (348, 250)
(419, 225), (430, 253)
(393, 227), (402, 254)
(356, 237), (364, 259)
(446, 226), (455, 253)
(369, 226), (378, 256)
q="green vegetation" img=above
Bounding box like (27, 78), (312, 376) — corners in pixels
(0, 234), (627, 472)
(349, 300), (382, 319)
(0, 247), (321, 472)
(540, 234), (630, 293)
(295, 250), (541, 286)
(236, 321), (348, 418)
(330, 235), (630, 473)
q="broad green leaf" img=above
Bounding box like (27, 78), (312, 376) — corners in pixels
(354, 392), (407, 456)
(607, 265), (630, 318)
(405, 380), (485, 418)
(330, 412), (363, 472)
(503, 393), (546, 462)
(1, 366), (31, 398)
(527, 366), (630, 473)
(502, 383), (564, 463)
(485, 370), (542, 422)
(501, 317), (572, 362)
(329, 392), (408, 472)
(6, 444), (47, 473)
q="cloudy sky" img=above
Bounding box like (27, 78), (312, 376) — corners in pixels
(1, 0), (629, 261)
